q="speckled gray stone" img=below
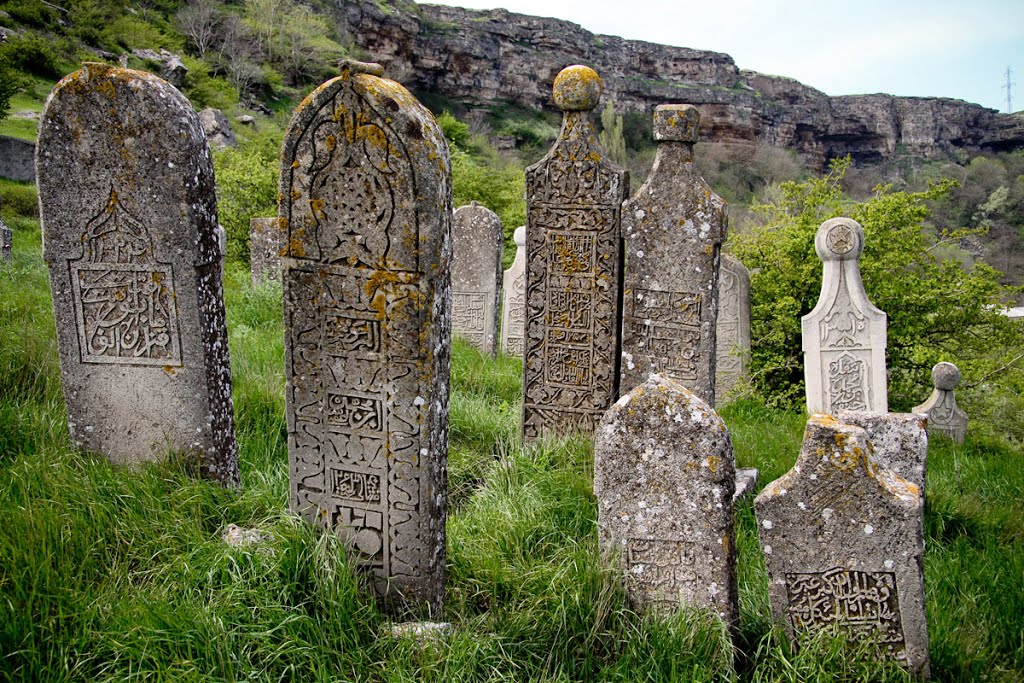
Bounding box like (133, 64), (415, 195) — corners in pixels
(280, 60), (451, 615)
(595, 374), (737, 624)
(36, 63), (239, 486)
(500, 225), (526, 357)
(734, 467), (758, 501)
(754, 415), (928, 678)
(715, 254), (750, 403)
(913, 362), (968, 443)
(837, 411), (928, 494)
(250, 217), (286, 285)
(621, 105), (727, 406)
(451, 202), (502, 356)
(0, 213), (10, 262)
(522, 65), (628, 441)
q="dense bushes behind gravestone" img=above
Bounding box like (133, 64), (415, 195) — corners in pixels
(0, 181), (38, 219)
(213, 130), (279, 263)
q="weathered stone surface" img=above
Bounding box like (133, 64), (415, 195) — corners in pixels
(500, 225), (526, 357)
(715, 254), (751, 402)
(0, 211), (10, 262)
(238, 114), (256, 126)
(734, 467), (758, 502)
(754, 415), (928, 677)
(838, 411), (928, 494)
(913, 362), (968, 443)
(249, 217), (286, 285)
(0, 135), (35, 182)
(451, 201), (502, 356)
(198, 107), (236, 148)
(802, 218), (887, 414)
(36, 63), (239, 485)
(280, 60), (451, 614)
(621, 104), (726, 405)
(595, 374), (737, 623)
(522, 65), (628, 441)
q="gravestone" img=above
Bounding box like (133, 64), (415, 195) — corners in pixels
(620, 104), (726, 405)
(36, 63), (239, 485)
(280, 60), (451, 613)
(500, 225), (526, 357)
(715, 254), (751, 403)
(451, 201), (502, 356)
(595, 374), (738, 623)
(802, 218), (887, 414)
(1, 213), (10, 262)
(754, 414), (929, 677)
(250, 217), (286, 285)
(913, 362), (968, 443)
(522, 65), (628, 440)
(837, 410), (928, 494)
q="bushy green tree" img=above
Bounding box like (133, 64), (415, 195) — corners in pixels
(598, 99), (626, 165)
(213, 131), (279, 262)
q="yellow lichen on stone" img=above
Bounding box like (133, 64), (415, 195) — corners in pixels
(552, 65), (602, 112)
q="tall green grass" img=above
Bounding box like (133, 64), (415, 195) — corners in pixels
(1, 215), (1022, 681)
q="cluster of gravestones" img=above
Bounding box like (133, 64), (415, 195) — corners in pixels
(34, 60), (969, 676)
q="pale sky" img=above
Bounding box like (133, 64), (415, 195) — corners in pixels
(427, 0), (1024, 112)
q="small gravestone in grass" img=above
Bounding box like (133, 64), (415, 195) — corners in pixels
(715, 254), (750, 403)
(500, 225), (526, 357)
(755, 414), (929, 678)
(36, 63), (239, 486)
(838, 410), (928, 494)
(1, 198), (11, 262)
(803, 217), (887, 414)
(250, 217), (286, 285)
(620, 104), (727, 405)
(595, 374), (738, 625)
(451, 202), (502, 356)
(280, 60), (451, 614)
(913, 362), (968, 443)
(522, 65), (628, 440)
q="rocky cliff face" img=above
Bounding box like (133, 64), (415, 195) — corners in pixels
(332, 0), (1024, 168)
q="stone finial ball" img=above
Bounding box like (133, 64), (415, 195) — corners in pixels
(653, 104), (700, 143)
(814, 217), (864, 262)
(513, 225), (526, 246)
(932, 361), (961, 391)
(552, 65), (602, 112)
(339, 59), (385, 77)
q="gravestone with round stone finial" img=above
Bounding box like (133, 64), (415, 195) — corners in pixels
(913, 362), (968, 443)
(620, 104), (727, 404)
(522, 64), (629, 441)
(500, 225), (526, 357)
(595, 374), (738, 624)
(715, 254), (750, 403)
(802, 218), (887, 414)
(754, 414), (929, 678)
(280, 60), (451, 614)
(451, 201), (503, 356)
(36, 63), (239, 486)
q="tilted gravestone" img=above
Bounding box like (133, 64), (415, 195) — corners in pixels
(451, 202), (502, 356)
(620, 105), (727, 405)
(803, 218), (887, 414)
(500, 225), (526, 357)
(36, 63), (238, 485)
(250, 216), (286, 285)
(837, 410), (928, 494)
(715, 254), (751, 403)
(280, 60), (451, 613)
(596, 374), (737, 623)
(913, 362), (968, 443)
(522, 65), (628, 440)
(755, 415), (929, 678)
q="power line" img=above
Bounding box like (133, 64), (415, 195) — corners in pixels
(1003, 66), (1014, 114)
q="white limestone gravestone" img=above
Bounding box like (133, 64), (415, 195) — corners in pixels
(500, 225), (526, 357)
(913, 361), (968, 443)
(250, 217), (286, 285)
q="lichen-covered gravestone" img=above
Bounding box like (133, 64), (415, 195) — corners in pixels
(522, 65), (628, 440)
(595, 374), (737, 624)
(620, 105), (726, 405)
(754, 415), (929, 678)
(803, 218), (887, 414)
(0, 213), (10, 262)
(250, 217), (286, 285)
(715, 254), (750, 403)
(451, 201), (502, 356)
(913, 362), (968, 443)
(36, 63), (239, 485)
(500, 225), (526, 357)
(837, 410), (928, 494)
(280, 60), (451, 613)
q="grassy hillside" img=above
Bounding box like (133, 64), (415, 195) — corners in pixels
(1, 205), (1022, 681)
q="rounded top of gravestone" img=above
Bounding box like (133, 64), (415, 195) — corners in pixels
(814, 217), (864, 262)
(932, 361), (961, 390)
(513, 225), (526, 246)
(339, 59), (385, 78)
(653, 104), (700, 143)
(552, 65), (602, 112)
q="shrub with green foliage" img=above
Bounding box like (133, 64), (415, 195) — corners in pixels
(213, 131), (280, 263)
